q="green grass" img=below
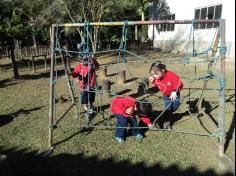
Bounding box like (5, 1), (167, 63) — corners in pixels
(0, 55), (235, 176)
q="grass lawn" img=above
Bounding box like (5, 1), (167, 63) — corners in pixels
(0, 52), (235, 176)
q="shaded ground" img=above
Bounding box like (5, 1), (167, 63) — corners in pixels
(0, 148), (234, 176)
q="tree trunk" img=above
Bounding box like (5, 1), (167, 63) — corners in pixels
(33, 34), (37, 48)
(93, 26), (99, 52)
(141, 1), (145, 42)
(10, 47), (20, 79)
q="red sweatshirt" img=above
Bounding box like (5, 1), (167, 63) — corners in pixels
(71, 58), (99, 90)
(152, 70), (183, 96)
(111, 96), (137, 118)
(139, 116), (152, 126)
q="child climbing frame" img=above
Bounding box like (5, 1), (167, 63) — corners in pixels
(48, 19), (227, 157)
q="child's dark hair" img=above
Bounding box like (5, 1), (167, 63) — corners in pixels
(137, 101), (152, 116)
(149, 61), (166, 74)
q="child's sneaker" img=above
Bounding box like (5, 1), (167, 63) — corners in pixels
(88, 109), (96, 114)
(135, 134), (144, 139)
(115, 137), (124, 143)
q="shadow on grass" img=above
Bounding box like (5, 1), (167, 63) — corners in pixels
(126, 77), (138, 84)
(0, 58), (49, 71)
(106, 73), (116, 77)
(0, 147), (234, 176)
(0, 78), (17, 89)
(0, 106), (44, 127)
(224, 112), (235, 153)
(19, 69), (65, 80)
(116, 89), (132, 95)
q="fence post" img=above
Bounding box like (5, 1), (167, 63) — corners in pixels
(44, 55), (47, 70)
(102, 80), (111, 97)
(31, 56), (36, 73)
(117, 70), (126, 84)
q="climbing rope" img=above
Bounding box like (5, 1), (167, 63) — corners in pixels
(50, 20), (226, 138)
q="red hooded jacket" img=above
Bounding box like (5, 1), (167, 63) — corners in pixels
(111, 96), (137, 118)
(152, 70), (183, 96)
(71, 57), (99, 90)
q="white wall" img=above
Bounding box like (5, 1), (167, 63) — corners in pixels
(148, 0), (235, 59)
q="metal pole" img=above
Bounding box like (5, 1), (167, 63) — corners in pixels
(59, 19), (221, 27)
(218, 19), (226, 157)
(61, 54), (79, 119)
(48, 25), (56, 149)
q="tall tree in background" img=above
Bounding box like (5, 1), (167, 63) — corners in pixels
(136, 0), (149, 42)
(149, 0), (170, 20)
(34, 0), (110, 52)
(21, 0), (46, 47)
(134, 0), (170, 41)
(0, 0), (27, 79)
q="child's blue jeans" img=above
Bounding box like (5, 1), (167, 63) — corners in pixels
(163, 94), (180, 112)
(115, 115), (140, 138)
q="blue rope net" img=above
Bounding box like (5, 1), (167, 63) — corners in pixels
(50, 20), (227, 138)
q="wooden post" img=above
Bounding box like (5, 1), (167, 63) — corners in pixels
(31, 56), (36, 73)
(117, 70), (126, 84)
(48, 25), (55, 149)
(218, 19), (226, 157)
(100, 65), (107, 78)
(62, 54), (78, 113)
(27, 59), (31, 70)
(44, 55), (47, 70)
(135, 25), (138, 41)
(102, 80), (111, 97)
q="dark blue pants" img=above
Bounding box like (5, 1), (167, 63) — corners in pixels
(81, 89), (95, 104)
(115, 115), (140, 138)
(163, 94), (180, 113)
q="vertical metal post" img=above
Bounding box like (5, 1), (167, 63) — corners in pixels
(218, 19), (226, 157)
(48, 25), (56, 149)
(61, 54), (79, 119)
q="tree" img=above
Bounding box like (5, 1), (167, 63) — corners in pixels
(148, 0), (170, 20)
(0, 0), (27, 79)
(21, 0), (47, 47)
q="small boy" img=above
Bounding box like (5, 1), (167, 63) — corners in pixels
(68, 55), (100, 119)
(111, 96), (144, 143)
(149, 61), (183, 129)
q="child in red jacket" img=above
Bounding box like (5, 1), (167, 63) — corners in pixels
(68, 55), (99, 120)
(111, 96), (146, 143)
(149, 61), (183, 129)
